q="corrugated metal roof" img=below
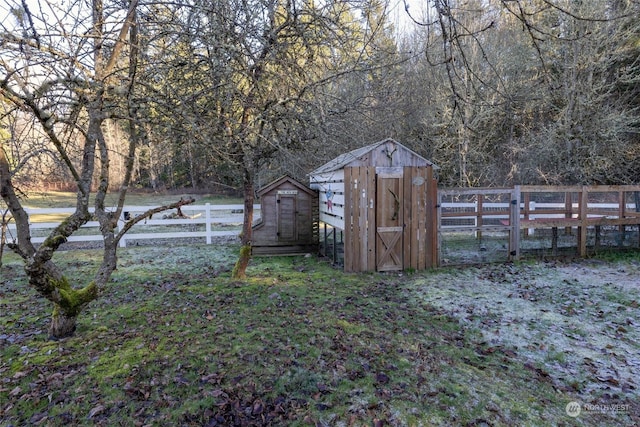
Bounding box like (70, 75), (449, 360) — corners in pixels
(309, 138), (436, 175)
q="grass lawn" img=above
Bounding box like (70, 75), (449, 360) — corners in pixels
(1, 244), (639, 426)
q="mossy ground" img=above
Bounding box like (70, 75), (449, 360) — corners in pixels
(1, 245), (638, 426)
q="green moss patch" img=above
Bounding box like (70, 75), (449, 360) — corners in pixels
(1, 245), (637, 426)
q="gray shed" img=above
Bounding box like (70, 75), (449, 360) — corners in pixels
(252, 175), (318, 255)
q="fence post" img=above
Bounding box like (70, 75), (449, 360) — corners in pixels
(118, 213), (127, 248)
(618, 191), (626, 245)
(436, 190), (442, 267)
(509, 186), (521, 261)
(205, 203), (212, 244)
(564, 191), (573, 235)
(578, 186), (588, 257)
(476, 194), (483, 240)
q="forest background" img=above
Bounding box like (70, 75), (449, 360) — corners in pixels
(3, 0), (639, 195)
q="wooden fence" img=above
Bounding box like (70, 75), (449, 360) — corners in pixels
(4, 204), (261, 248)
(439, 185), (640, 262)
(5, 185), (640, 264)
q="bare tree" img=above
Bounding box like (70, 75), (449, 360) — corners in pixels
(0, 0), (193, 338)
(144, 0), (397, 278)
(397, 0), (640, 186)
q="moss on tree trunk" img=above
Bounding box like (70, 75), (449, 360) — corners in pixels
(232, 244), (251, 280)
(46, 276), (98, 339)
(50, 306), (79, 339)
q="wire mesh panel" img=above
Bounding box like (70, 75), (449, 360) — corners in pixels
(438, 186), (640, 266)
(439, 188), (515, 265)
(589, 225), (640, 252)
(440, 229), (512, 265)
(319, 223), (344, 266)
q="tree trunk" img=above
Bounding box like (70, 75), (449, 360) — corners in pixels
(0, 211), (8, 268)
(232, 166), (254, 279)
(48, 279), (98, 339)
(232, 244), (251, 280)
(50, 305), (79, 339)
(24, 260), (99, 339)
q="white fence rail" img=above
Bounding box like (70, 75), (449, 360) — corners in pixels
(4, 200), (638, 249)
(5, 204), (261, 248)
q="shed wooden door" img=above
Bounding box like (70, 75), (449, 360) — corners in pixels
(277, 194), (297, 241)
(403, 167), (438, 270)
(376, 168), (404, 271)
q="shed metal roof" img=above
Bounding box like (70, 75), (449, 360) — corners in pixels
(309, 138), (437, 175)
(257, 175), (316, 197)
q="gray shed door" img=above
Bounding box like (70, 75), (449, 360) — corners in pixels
(277, 195), (297, 241)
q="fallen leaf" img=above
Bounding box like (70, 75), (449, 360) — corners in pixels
(210, 389), (227, 398)
(376, 372), (390, 384)
(596, 376), (620, 386)
(87, 404), (105, 419)
(29, 412), (48, 425)
(251, 399), (263, 415)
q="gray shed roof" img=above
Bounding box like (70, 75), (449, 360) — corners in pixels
(256, 175), (316, 197)
(309, 138), (437, 175)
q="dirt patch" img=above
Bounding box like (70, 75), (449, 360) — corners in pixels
(409, 258), (640, 414)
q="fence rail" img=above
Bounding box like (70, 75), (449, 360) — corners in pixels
(441, 202), (639, 228)
(6, 197), (639, 250)
(439, 185), (640, 261)
(4, 204), (261, 248)
(5, 185), (640, 263)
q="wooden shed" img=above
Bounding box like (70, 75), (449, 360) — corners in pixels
(309, 138), (438, 272)
(252, 175), (319, 255)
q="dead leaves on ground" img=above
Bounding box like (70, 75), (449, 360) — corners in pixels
(183, 391), (308, 426)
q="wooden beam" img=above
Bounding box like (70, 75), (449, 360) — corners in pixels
(366, 167), (376, 271)
(578, 187), (588, 257)
(509, 186), (521, 260)
(428, 169), (438, 268)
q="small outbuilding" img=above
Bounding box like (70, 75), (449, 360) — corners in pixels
(309, 138), (438, 272)
(252, 175), (318, 255)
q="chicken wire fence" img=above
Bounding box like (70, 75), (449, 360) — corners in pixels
(439, 187), (640, 266)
